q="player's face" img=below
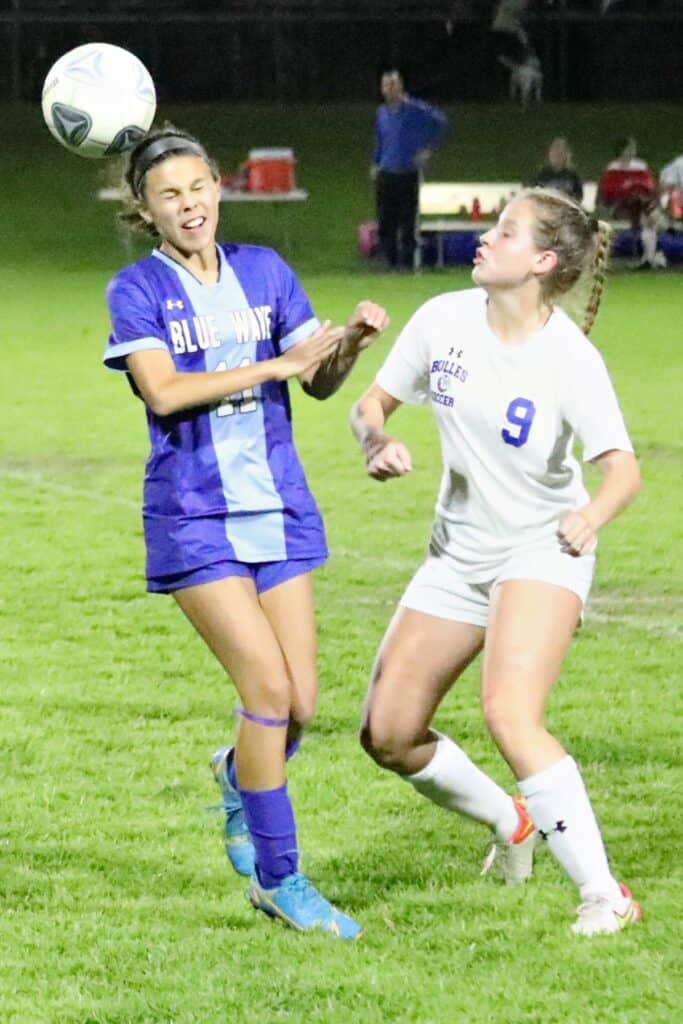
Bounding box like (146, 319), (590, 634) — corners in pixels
(141, 155), (221, 259)
(472, 199), (556, 290)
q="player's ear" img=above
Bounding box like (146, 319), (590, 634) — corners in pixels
(533, 248), (558, 276)
(139, 206), (154, 225)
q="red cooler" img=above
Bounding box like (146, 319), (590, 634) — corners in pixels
(247, 148), (296, 192)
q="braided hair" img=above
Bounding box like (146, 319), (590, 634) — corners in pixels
(581, 220), (611, 335)
(517, 187), (611, 336)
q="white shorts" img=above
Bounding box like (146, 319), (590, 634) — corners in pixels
(399, 548), (595, 628)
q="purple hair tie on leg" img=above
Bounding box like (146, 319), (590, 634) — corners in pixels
(234, 707), (289, 728)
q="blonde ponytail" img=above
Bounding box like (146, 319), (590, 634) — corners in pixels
(581, 220), (611, 336)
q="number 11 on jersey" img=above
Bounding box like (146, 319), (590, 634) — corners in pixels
(215, 358), (257, 417)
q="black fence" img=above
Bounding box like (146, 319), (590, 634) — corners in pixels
(3, 1), (683, 103)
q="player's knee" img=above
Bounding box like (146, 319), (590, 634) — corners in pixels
(482, 692), (536, 753)
(360, 716), (413, 771)
(243, 675), (292, 721)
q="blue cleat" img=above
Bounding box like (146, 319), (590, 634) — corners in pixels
(248, 872), (363, 940)
(210, 746), (255, 877)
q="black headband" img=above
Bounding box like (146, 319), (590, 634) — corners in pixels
(132, 135), (208, 198)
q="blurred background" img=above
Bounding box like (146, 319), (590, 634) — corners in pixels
(5, 0), (683, 277)
(3, 0), (683, 104)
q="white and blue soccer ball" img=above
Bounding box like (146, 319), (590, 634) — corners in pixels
(41, 43), (156, 159)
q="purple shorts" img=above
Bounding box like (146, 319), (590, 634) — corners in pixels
(147, 553), (327, 595)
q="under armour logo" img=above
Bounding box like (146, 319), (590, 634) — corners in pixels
(448, 347), (463, 358)
(166, 299), (184, 310)
(539, 820), (567, 840)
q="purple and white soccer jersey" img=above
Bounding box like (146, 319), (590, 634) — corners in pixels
(103, 243), (327, 584)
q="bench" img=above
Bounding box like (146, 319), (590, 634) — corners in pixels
(359, 181), (681, 266)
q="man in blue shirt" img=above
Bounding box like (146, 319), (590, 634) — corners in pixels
(371, 70), (448, 270)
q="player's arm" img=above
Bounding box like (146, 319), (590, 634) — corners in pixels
(126, 321), (344, 417)
(299, 301), (389, 401)
(557, 449), (641, 556)
(350, 381), (412, 481)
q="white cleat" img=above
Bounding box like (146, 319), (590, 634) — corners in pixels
(481, 795), (538, 886)
(571, 882), (642, 936)
(501, 828), (539, 886)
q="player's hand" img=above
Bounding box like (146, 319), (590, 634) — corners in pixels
(275, 321), (344, 380)
(557, 509), (597, 557)
(365, 438), (412, 481)
(346, 300), (390, 351)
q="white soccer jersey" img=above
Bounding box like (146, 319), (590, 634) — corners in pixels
(376, 288), (633, 581)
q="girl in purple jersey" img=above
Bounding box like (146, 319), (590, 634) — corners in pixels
(105, 127), (388, 939)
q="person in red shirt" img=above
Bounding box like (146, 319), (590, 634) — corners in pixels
(597, 137), (665, 269)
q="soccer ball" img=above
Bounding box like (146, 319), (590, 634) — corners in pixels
(41, 43), (156, 159)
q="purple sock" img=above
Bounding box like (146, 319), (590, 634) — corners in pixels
(239, 784), (299, 888)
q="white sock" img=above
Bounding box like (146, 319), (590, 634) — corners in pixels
(406, 733), (518, 841)
(519, 755), (622, 901)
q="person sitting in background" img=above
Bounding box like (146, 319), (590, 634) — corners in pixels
(528, 137), (583, 203)
(598, 137), (665, 269)
(597, 137), (656, 213)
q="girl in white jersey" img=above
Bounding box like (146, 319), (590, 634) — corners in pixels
(351, 188), (642, 936)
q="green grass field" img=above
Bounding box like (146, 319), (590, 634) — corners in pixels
(1, 103), (682, 1023)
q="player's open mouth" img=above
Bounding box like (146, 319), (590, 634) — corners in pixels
(182, 216), (206, 230)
